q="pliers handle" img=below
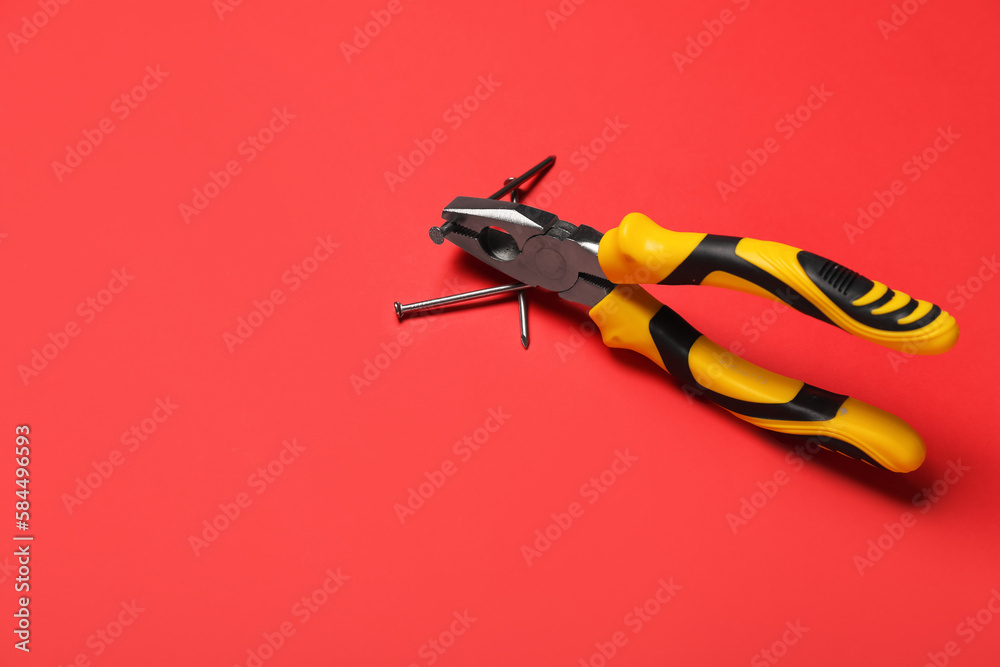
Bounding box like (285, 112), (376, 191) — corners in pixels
(600, 212), (957, 354)
(591, 213), (957, 473)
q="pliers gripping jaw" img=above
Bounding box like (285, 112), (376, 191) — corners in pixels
(435, 197), (614, 308)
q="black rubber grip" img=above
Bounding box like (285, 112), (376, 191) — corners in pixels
(796, 251), (942, 332)
(661, 235), (832, 323)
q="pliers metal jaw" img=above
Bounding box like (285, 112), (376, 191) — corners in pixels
(434, 197), (613, 308)
(417, 161), (959, 474)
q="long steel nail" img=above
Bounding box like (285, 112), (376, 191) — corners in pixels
(487, 156), (555, 201)
(394, 283), (529, 320)
(518, 289), (529, 349)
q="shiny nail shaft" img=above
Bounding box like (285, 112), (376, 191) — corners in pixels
(518, 290), (529, 349)
(394, 283), (528, 320)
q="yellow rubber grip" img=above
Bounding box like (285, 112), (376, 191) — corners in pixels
(598, 213), (958, 355)
(589, 285), (926, 472)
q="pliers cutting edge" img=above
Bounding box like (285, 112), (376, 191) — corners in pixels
(422, 158), (959, 473)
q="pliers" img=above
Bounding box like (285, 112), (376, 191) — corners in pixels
(422, 158), (959, 473)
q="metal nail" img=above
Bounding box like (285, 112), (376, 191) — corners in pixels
(394, 283), (529, 320)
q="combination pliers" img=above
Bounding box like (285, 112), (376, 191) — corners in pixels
(425, 167), (958, 473)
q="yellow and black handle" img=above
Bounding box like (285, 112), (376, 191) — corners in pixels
(598, 213), (958, 355)
(590, 286), (926, 472)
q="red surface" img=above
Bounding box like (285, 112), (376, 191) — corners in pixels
(3, 0), (1000, 665)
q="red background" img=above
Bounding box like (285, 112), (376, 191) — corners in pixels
(4, 0), (1000, 665)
